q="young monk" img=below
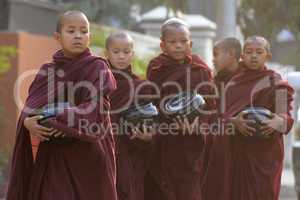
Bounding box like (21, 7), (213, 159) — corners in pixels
(146, 18), (215, 200)
(105, 32), (153, 200)
(6, 11), (117, 200)
(225, 36), (294, 200)
(202, 37), (242, 200)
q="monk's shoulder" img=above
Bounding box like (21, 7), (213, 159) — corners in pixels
(148, 56), (163, 70)
(88, 56), (110, 71)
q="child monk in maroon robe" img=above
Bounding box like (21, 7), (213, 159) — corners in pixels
(202, 37), (243, 200)
(225, 36), (294, 200)
(105, 32), (154, 200)
(6, 11), (117, 200)
(146, 18), (215, 200)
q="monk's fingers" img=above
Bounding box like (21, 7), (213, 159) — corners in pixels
(142, 125), (149, 134)
(36, 129), (53, 137)
(135, 133), (153, 141)
(260, 125), (274, 133)
(36, 125), (54, 132)
(242, 131), (252, 137)
(238, 125), (253, 136)
(130, 128), (139, 139)
(191, 116), (199, 125)
(237, 111), (248, 120)
(30, 115), (44, 120)
(176, 116), (186, 125)
(240, 129), (252, 136)
(245, 124), (256, 133)
(129, 134), (137, 140)
(261, 118), (273, 125)
(53, 131), (64, 138)
(261, 129), (274, 136)
(261, 124), (273, 131)
(49, 129), (59, 136)
(235, 122), (252, 134)
(135, 127), (144, 135)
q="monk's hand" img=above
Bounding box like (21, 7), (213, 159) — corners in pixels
(52, 131), (66, 138)
(230, 112), (256, 136)
(173, 116), (199, 135)
(130, 125), (154, 142)
(24, 115), (57, 142)
(261, 113), (285, 136)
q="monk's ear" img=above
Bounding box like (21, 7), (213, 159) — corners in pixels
(54, 32), (61, 43)
(104, 49), (109, 58)
(190, 41), (193, 48)
(160, 41), (165, 52)
(241, 53), (245, 60)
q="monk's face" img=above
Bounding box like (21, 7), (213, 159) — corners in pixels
(213, 46), (234, 72)
(242, 42), (271, 70)
(160, 26), (192, 62)
(55, 14), (90, 58)
(106, 37), (134, 70)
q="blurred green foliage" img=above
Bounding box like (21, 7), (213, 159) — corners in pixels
(0, 46), (17, 74)
(238, 0), (300, 41)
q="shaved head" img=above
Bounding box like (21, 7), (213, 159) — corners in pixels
(244, 35), (271, 53)
(56, 10), (89, 33)
(214, 37), (242, 61)
(105, 32), (134, 50)
(160, 18), (190, 40)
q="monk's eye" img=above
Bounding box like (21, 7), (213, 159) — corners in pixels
(67, 30), (75, 33)
(181, 39), (188, 43)
(112, 50), (120, 54)
(167, 40), (176, 44)
(124, 50), (131, 54)
(81, 30), (88, 34)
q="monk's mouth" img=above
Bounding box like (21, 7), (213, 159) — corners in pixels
(73, 43), (83, 47)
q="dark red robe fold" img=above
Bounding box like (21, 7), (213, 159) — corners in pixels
(6, 49), (118, 200)
(109, 65), (153, 200)
(224, 67), (294, 200)
(202, 67), (242, 200)
(146, 53), (215, 200)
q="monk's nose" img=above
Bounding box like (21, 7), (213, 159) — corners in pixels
(176, 43), (182, 48)
(74, 32), (82, 39)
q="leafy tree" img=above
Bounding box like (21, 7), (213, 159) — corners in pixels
(238, 0), (300, 41)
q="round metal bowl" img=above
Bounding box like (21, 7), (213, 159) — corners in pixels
(240, 107), (274, 139)
(121, 102), (158, 126)
(163, 91), (206, 121)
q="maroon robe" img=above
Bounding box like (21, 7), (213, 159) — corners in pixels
(109, 65), (153, 200)
(147, 53), (215, 200)
(6, 49), (117, 200)
(202, 67), (242, 200)
(224, 67), (294, 200)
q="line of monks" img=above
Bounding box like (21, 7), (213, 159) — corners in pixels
(5, 11), (294, 200)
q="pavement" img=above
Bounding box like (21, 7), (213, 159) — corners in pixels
(280, 167), (297, 200)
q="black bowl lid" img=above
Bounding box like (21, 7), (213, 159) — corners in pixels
(241, 107), (273, 122)
(164, 91), (206, 115)
(122, 102), (158, 120)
